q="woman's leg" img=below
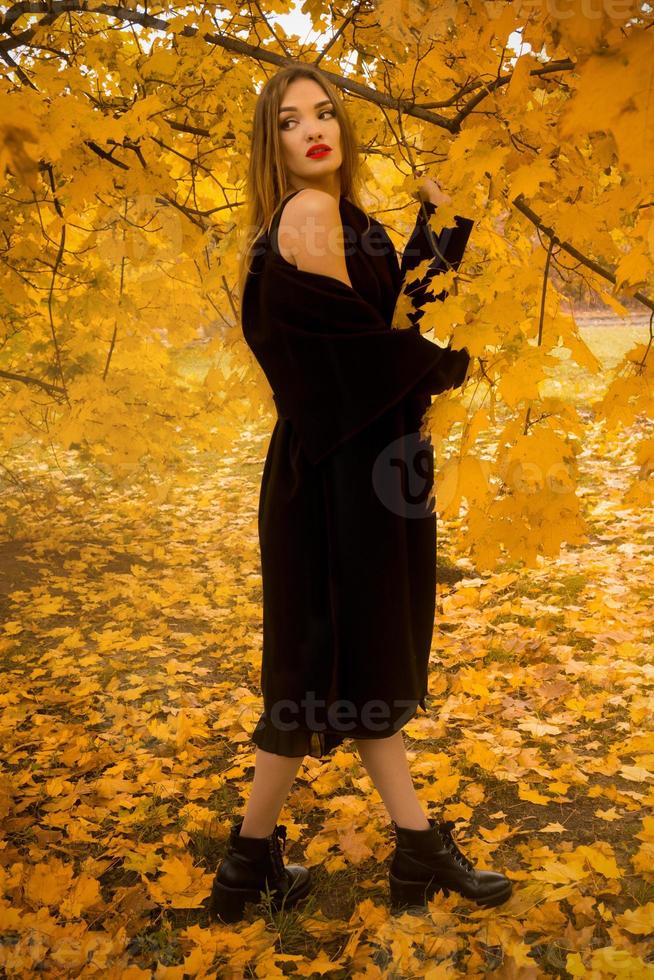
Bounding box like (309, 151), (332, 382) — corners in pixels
(353, 731), (431, 830)
(239, 747), (306, 838)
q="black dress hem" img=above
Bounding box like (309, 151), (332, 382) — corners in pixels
(250, 694), (428, 760)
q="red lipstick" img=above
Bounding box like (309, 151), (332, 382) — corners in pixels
(306, 144), (332, 158)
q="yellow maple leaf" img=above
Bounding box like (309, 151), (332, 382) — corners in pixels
(631, 842), (654, 875)
(577, 844), (621, 879)
(123, 849), (162, 875)
(615, 249), (652, 290)
(505, 939), (537, 968)
(60, 875), (103, 918)
(518, 783), (551, 805)
(508, 159), (556, 199)
(619, 764), (653, 783)
(465, 742), (499, 771)
(435, 454), (491, 519)
(337, 826), (373, 865)
(615, 901), (654, 936)
(566, 952), (586, 977)
(157, 854), (192, 894)
(595, 807), (622, 822)
(2, 621), (23, 635)
(478, 822), (511, 843)
(591, 947), (654, 977)
(294, 951), (346, 975)
(147, 853), (212, 909)
(559, 29), (654, 178)
(24, 859), (74, 908)
(517, 720), (562, 736)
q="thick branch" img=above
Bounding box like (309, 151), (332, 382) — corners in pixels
(0, 367), (66, 395)
(0, 0), (458, 130)
(0, 3), (577, 134)
(85, 140), (130, 170)
(164, 118), (215, 137)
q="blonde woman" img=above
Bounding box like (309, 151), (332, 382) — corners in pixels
(210, 64), (512, 923)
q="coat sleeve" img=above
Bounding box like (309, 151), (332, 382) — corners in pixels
(389, 200), (474, 396)
(397, 199), (475, 329)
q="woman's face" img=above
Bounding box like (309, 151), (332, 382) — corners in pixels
(277, 77), (343, 191)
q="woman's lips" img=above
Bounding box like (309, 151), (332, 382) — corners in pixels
(306, 147), (332, 159)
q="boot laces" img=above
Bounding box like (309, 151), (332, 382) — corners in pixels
(268, 824), (287, 877)
(438, 820), (474, 872)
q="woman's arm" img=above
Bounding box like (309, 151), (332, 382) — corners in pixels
(393, 182), (474, 396)
(399, 199), (474, 330)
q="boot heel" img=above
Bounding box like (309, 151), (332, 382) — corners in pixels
(389, 872), (444, 913)
(209, 820), (312, 924)
(210, 880), (261, 924)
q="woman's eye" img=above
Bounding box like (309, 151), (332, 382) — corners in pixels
(280, 109), (335, 130)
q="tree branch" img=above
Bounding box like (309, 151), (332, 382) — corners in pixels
(0, 367), (66, 396)
(524, 233), (556, 435)
(418, 59), (574, 111)
(0, 1), (458, 130)
(0, 2), (576, 137)
(512, 193), (654, 314)
(85, 140), (130, 170)
(47, 221), (69, 402)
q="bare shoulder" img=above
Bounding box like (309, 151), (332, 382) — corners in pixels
(277, 189), (342, 266)
(285, 187), (338, 218)
(277, 189), (351, 287)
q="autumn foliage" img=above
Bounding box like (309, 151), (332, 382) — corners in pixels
(1, 0), (654, 975)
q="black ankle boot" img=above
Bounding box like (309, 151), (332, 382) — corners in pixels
(389, 817), (512, 913)
(209, 818), (312, 923)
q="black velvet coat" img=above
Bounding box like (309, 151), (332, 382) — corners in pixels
(241, 190), (474, 759)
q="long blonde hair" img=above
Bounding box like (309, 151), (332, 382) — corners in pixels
(237, 64), (371, 311)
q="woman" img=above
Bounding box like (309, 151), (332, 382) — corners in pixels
(210, 65), (512, 923)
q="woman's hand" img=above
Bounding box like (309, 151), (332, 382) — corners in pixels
(416, 176), (452, 207)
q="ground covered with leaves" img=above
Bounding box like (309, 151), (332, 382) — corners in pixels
(1, 320), (653, 978)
